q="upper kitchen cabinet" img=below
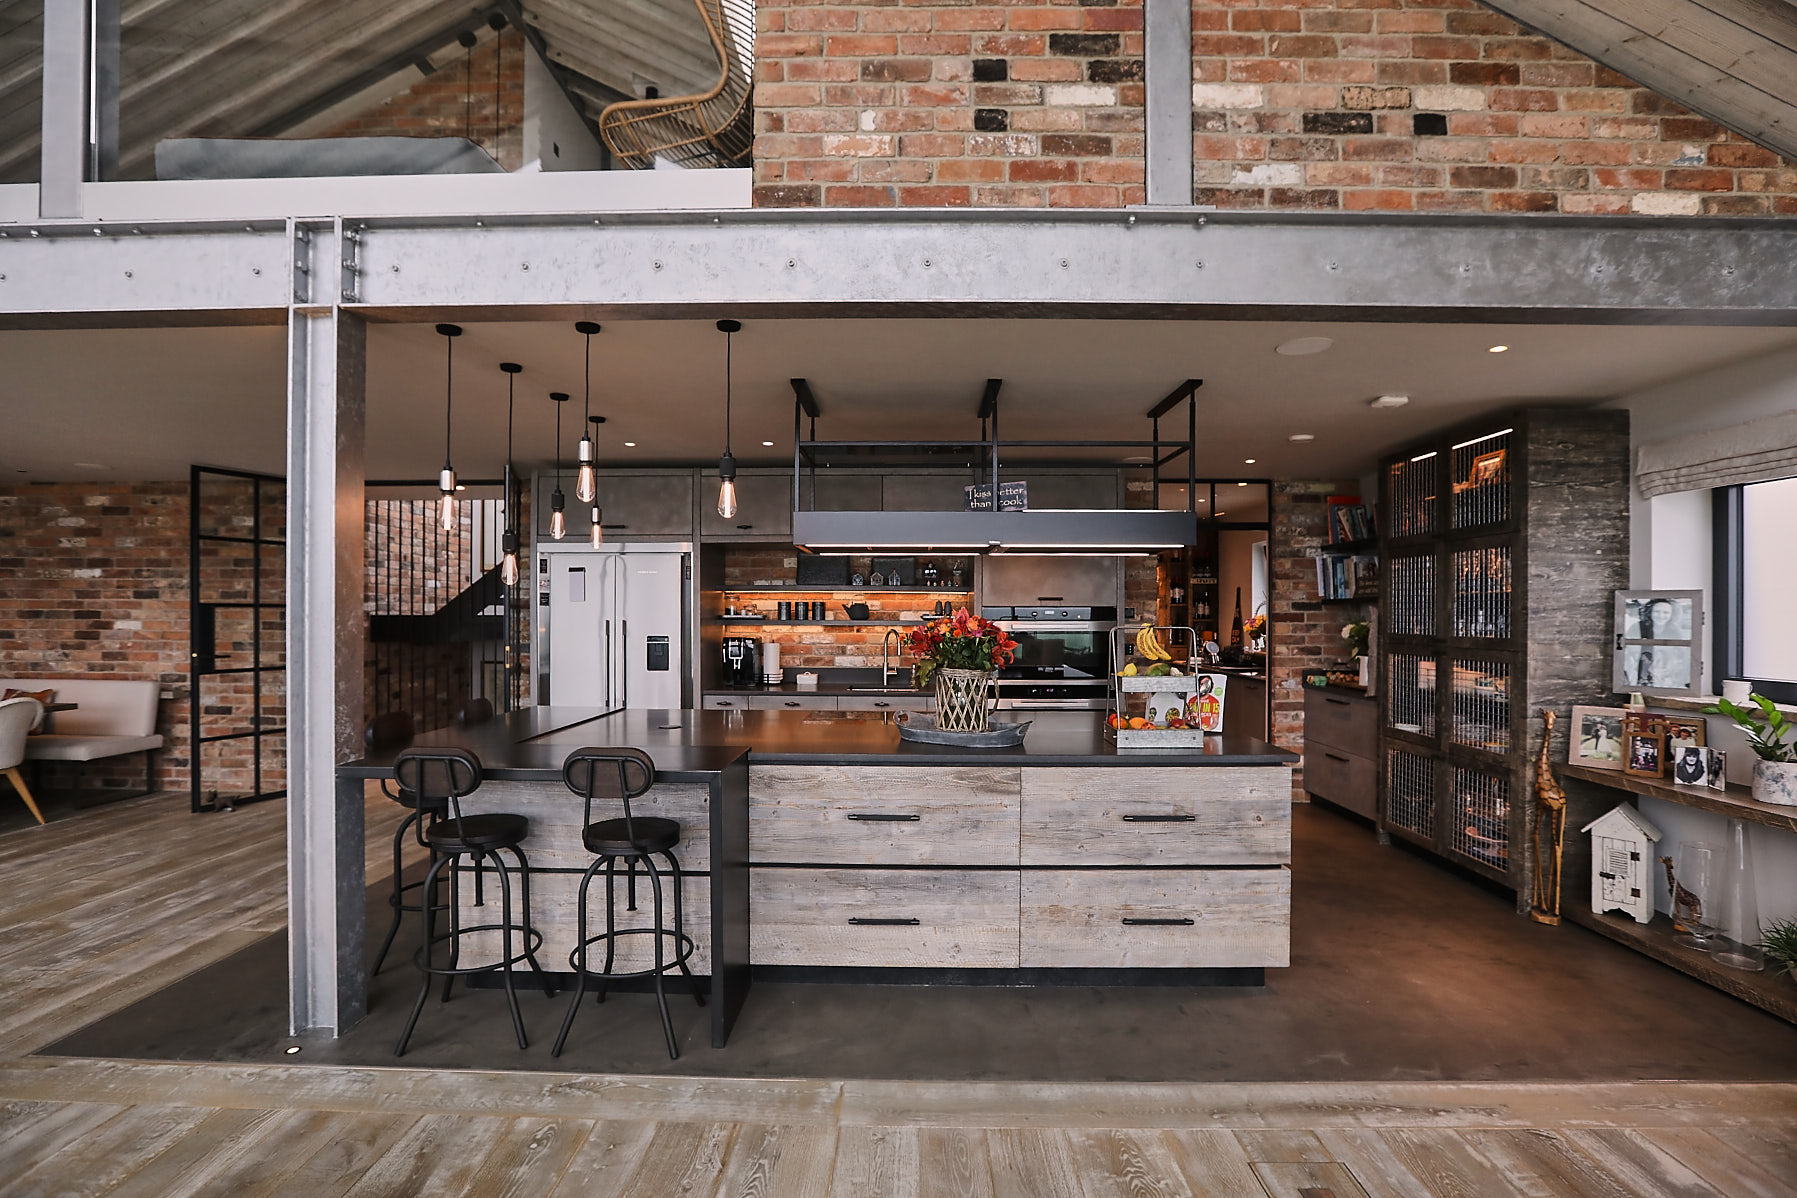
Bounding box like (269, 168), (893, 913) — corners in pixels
(700, 470), (793, 541)
(1002, 470), (1121, 510)
(533, 470), (696, 541)
(879, 471), (970, 512)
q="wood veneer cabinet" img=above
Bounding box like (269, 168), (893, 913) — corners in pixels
(1376, 408), (1629, 903)
(747, 764), (1292, 970)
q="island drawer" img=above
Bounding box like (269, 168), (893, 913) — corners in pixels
(1304, 689), (1376, 752)
(750, 765), (1020, 865)
(749, 695), (839, 711)
(751, 867), (1020, 968)
(1020, 868), (1290, 969)
(460, 780), (712, 872)
(1019, 768), (1290, 866)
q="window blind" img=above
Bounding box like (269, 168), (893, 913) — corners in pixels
(1635, 410), (1797, 498)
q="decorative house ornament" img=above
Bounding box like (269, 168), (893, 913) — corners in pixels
(1581, 803), (1663, 925)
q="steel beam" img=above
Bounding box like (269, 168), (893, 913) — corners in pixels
(92, 0), (120, 182)
(286, 222), (368, 1036)
(3, 211), (1797, 326)
(1143, 0), (1193, 206)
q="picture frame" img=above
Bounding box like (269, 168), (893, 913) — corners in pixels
(1469, 448), (1507, 486)
(1624, 732), (1666, 780)
(1612, 589), (1705, 699)
(1568, 705), (1628, 772)
(1706, 748), (1728, 792)
(1664, 715), (1706, 755)
(1671, 744), (1709, 786)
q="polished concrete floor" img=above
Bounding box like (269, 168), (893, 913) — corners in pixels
(45, 802), (1797, 1082)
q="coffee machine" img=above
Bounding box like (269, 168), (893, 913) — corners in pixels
(721, 637), (760, 687)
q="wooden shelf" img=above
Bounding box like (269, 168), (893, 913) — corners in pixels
(717, 618), (927, 626)
(1322, 538), (1378, 553)
(727, 586), (973, 594)
(1564, 906), (1797, 1026)
(1559, 763), (1797, 835)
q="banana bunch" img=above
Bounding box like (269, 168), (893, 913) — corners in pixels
(1134, 624), (1172, 662)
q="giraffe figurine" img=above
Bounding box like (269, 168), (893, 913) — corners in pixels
(1530, 708), (1569, 925)
(1661, 855), (1703, 933)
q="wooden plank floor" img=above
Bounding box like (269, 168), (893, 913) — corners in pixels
(0, 793), (1793, 1196)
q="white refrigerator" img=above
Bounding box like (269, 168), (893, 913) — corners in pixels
(537, 543), (693, 710)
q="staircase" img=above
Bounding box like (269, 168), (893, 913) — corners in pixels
(370, 563), (506, 646)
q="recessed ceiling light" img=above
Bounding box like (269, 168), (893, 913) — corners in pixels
(1237, 482), (1247, 487)
(1488, 344), (1509, 353)
(1275, 336), (1334, 357)
(623, 441), (637, 447)
(72, 462), (109, 469)
(1244, 458), (1256, 465)
(1215, 512), (1226, 518)
(1369, 394), (1409, 409)
(1289, 433), (1315, 443)
(762, 441), (774, 447)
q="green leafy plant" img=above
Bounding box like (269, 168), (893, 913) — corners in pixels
(1705, 694), (1797, 762)
(1340, 622), (1369, 658)
(1759, 918), (1797, 979)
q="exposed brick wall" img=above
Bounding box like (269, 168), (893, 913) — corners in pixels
(0, 483), (194, 796)
(753, 0), (1144, 207)
(1189, 0), (1797, 214)
(723, 546), (976, 670)
(1271, 479), (1375, 799)
(324, 30), (526, 172)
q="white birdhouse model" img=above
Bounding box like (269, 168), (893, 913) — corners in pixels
(1580, 803), (1663, 925)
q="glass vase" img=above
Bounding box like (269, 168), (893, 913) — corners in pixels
(1713, 818), (1765, 972)
(1670, 841), (1720, 952)
(934, 668), (993, 733)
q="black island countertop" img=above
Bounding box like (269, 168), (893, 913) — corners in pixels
(338, 708), (1298, 781)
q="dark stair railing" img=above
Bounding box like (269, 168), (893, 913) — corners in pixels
(370, 563), (506, 645)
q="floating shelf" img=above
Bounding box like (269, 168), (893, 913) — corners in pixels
(1565, 907), (1797, 1026)
(1559, 763), (1797, 835)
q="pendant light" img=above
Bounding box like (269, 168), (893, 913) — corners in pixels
(587, 416), (606, 547)
(435, 323), (463, 532)
(549, 391), (569, 541)
(499, 361), (524, 586)
(574, 321), (601, 503)
(715, 318), (741, 520)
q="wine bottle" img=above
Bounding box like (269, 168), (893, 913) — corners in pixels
(1229, 587), (1244, 647)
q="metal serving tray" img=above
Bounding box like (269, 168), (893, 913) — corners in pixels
(897, 718), (1031, 747)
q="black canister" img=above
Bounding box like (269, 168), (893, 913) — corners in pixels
(778, 601), (793, 620)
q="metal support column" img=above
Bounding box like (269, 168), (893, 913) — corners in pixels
(1144, 0), (1193, 206)
(91, 0), (120, 182)
(286, 221), (368, 1036)
(40, 0), (91, 218)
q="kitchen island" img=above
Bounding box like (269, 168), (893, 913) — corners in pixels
(341, 708), (1297, 1047)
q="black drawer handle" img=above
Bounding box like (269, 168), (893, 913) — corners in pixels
(736, 524), (754, 530)
(1324, 752), (1349, 763)
(848, 917), (920, 926)
(601, 524), (629, 530)
(783, 701), (802, 707)
(1122, 814), (1196, 823)
(874, 701), (890, 708)
(1122, 917), (1195, 926)
(1325, 697), (1349, 706)
(847, 813), (920, 822)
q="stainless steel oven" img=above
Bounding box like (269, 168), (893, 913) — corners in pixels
(986, 606), (1117, 710)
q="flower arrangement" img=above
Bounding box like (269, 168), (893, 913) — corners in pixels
(1243, 613), (1268, 639)
(904, 608), (1017, 689)
(1341, 622), (1370, 658)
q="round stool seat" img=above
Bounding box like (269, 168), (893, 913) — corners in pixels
(582, 816), (679, 857)
(426, 812), (528, 852)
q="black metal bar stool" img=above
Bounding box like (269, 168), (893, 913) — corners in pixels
(552, 747), (705, 1060)
(366, 712), (441, 977)
(393, 746), (555, 1057)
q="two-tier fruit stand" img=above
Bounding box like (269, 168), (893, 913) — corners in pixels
(1106, 623), (1211, 747)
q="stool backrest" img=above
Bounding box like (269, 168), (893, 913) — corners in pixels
(457, 697), (494, 725)
(394, 747), (483, 826)
(562, 747), (657, 841)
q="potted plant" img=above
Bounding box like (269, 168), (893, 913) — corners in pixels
(906, 609), (1016, 733)
(1761, 918), (1797, 981)
(1706, 693), (1797, 805)
(1342, 621), (1371, 686)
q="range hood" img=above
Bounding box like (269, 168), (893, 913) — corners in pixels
(792, 508), (1195, 554)
(788, 377), (1205, 556)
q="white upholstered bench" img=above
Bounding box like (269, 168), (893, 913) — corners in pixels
(1, 678), (164, 795)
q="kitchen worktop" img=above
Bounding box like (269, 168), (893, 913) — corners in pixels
(338, 707), (1297, 779)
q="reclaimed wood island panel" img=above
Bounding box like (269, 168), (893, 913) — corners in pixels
(340, 707), (1299, 1043)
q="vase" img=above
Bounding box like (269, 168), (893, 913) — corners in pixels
(1714, 818), (1765, 972)
(1753, 760), (1797, 807)
(934, 668), (994, 733)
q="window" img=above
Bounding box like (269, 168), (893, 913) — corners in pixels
(1715, 477), (1797, 703)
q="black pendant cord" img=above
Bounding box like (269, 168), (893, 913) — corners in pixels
(723, 328), (733, 456)
(583, 330), (593, 427)
(443, 334), (454, 472)
(554, 397), (562, 482)
(505, 371), (515, 532)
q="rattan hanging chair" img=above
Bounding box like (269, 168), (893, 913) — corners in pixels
(597, 0), (754, 169)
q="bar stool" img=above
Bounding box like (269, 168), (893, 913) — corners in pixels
(457, 697), (494, 725)
(393, 747), (555, 1057)
(367, 712), (437, 976)
(552, 747), (705, 1060)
